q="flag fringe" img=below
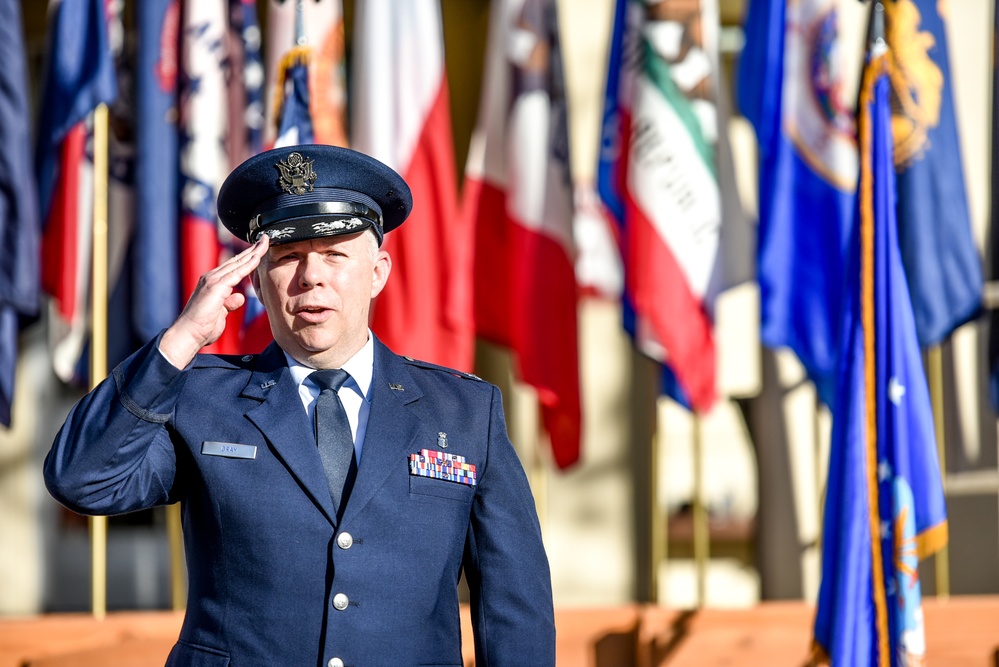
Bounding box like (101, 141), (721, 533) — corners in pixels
(916, 519), (948, 559)
(859, 51), (891, 667)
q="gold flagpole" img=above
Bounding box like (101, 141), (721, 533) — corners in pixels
(692, 414), (708, 608)
(167, 504), (186, 610)
(815, 395), (824, 561)
(89, 103), (110, 620)
(927, 345), (949, 598)
(650, 427), (665, 604)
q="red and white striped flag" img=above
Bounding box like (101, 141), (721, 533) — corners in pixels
(463, 0), (580, 468)
(351, 0), (472, 372)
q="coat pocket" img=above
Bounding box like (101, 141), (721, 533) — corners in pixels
(409, 474), (475, 502)
(166, 640), (231, 666)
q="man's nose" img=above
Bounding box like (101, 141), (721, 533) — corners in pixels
(297, 254), (327, 288)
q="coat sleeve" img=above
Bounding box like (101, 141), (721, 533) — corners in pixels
(464, 384), (556, 666)
(44, 334), (189, 516)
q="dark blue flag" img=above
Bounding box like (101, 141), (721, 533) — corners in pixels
(813, 42), (947, 667)
(134, 0), (181, 342)
(737, 0), (858, 405)
(0, 0), (39, 426)
(885, 0), (982, 346)
(275, 50), (315, 147)
(989, 0), (999, 410)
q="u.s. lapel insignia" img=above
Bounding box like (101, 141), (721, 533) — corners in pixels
(389, 383), (405, 391)
(437, 432), (448, 449)
(275, 152), (317, 195)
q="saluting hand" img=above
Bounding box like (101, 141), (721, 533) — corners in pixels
(159, 234), (270, 369)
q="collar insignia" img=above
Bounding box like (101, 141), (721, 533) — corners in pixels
(275, 152), (317, 195)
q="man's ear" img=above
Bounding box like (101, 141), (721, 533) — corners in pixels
(250, 267), (261, 293)
(371, 250), (392, 299)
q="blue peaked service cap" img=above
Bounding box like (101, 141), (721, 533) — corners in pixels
(218, 144), (412, 246)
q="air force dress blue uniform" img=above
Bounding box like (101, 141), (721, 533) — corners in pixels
(44, 146), (556, 667)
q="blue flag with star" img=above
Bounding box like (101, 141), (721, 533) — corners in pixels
(813, 44), (947, 667)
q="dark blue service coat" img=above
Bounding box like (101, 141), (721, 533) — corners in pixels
(44, 335), (555, 667)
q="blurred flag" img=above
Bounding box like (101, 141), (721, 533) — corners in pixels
(264, 0), (347, 149)
(463, 0), (580, 468)
(598, 0), (743, 412)
(988, 0), (999, 411)
(574, 181), (624, 300)
(103, 7), (142, 372)
(273, 46), (314, 147)
(226, 0), (269, 352)
(813, 42), (947, 667)
(227, 0), (266, 163)
(0, 0), (40, 426)
(352, 0), (472, 372)
(179, 0), (239, 353)
(35, 0), (118, 382)
(737, 0), (857, 405)
(134, 0), (181, 343)
(884, 0), (981, 346)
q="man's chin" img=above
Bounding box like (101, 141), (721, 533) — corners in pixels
(287, 333), (367, 369)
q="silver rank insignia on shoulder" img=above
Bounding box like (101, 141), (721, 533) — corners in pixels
(275, 152), (317, 195)
(438, 432), (448, 449)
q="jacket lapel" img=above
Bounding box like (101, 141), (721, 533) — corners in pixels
(341, 339), (425, 523)
(241, 342), (339, 526)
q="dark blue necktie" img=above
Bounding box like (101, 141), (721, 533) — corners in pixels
(310, 369), (356, 516)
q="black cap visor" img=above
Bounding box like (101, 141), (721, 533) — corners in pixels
(251, 201), (384, 245)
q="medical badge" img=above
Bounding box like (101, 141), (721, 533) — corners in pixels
(275, 152), (317, 195)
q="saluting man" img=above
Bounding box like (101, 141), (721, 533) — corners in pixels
(44, 145), (556, 667)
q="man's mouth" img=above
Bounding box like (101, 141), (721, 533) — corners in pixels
(295, 305), (332, 323)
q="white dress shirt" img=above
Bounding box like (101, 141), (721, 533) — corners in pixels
(284, 334), (374, 463)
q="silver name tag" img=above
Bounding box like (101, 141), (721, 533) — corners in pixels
(201, 441), (257, 459)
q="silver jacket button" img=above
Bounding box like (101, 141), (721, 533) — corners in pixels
(337, 532), (353, 549)
(333, 593), (349, 610)
(327, 658), (344, 667)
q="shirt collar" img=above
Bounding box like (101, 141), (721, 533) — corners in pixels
(283, 333), (375, 400)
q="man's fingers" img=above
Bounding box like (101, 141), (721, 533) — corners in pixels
(210, 235), (270, 283)
(224, 292), (246, 313)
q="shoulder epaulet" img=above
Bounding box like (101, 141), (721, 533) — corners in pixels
(401, 355), (484, 382)
(191, 353), (258, 370)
